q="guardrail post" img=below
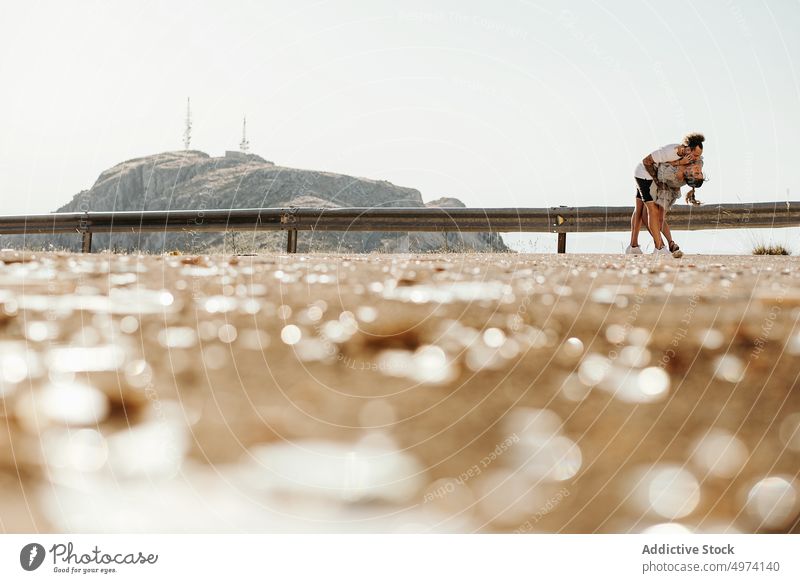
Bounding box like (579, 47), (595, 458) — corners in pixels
(286, 229), (298, 253)
(81, 231), (93, 253)
(557, 232), (566, 254)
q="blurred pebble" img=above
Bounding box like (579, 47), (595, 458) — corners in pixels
(25, 321), (59, 342)
(744, 476), (798, 530)
(516, 435), (582, 482)
(628, 328), (651, 347)
(483, 328), (506, 348)
(605, 324), (626, 344)
(293, 338), (331, 362)
(202, 345), (229, 370)
(106, 417), (190, 479)
(779, 413), (800, 452)
(158, 327), (197, 348)
(218, 324), (238, 344)
(504, 407), (561, 440)
(619, 346), (651, 368)
(473, 469), (554, 527)
(636, 367), (671, 400)
(17, 381), (110, 429)
(0, 350), (38, 387)
(714, 355), (745, 383)
(203, 296), (237, 314)
(560, 373), (591, 402)
(356, 306), (378, 323)
(281, 325), (302, 345)
(690, 429), (748, 478)
(787, 333), (800, 355)
(630, 465), (700, 520)
(578, 354), (611, 387)
(42, 428), (108, 474)
(119, 316), (139, 334)
(410, 346), (455, 384)
(698, 328), (725, 350)
(46, 345), (125, 373)
(245, 439), (424, 504)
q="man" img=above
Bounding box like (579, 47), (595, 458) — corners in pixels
(627, 133), (705, 257)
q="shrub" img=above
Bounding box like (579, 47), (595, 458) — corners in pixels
(752, 243), (791, 256)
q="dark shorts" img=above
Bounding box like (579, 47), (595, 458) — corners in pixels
(635, 177), (654, 203)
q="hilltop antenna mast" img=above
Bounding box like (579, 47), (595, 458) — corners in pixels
(183, 97), (192, 150)
(240, 115), (250, 153)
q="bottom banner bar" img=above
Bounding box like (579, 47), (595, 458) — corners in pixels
(0, 534), (797, 582)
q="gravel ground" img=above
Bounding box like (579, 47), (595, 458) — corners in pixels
(1, 250), (799, 533)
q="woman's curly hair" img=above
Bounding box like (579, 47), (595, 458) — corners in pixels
(685, 188), (702, 206)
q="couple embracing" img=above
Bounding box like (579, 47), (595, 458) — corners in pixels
(626, 133), (706, 258)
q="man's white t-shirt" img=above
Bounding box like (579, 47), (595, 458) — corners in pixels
(634, 143), (681, 180)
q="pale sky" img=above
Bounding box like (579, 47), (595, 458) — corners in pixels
(1, 0), (799, 252)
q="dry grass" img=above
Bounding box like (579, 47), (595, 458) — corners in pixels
(752, 243), (791, 256)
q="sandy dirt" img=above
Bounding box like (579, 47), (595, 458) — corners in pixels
(1, 250), (799, 533)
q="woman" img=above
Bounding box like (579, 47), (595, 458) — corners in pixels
(627, 133), (705, 257)
(654, 158), (704, 208)
(648, 158), (705, 256)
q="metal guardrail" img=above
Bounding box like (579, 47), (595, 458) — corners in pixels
(0, 202), (798, 254)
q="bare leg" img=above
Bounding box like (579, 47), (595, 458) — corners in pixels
(645, 201), (664, 249)
(630, 198), (645, 247)
(641, 205), (653, 237)
(643, 200), (674, 247)
(661, 217), (673, 246)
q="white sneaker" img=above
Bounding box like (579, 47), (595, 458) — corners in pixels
(653, 245), (672, 257)
(625, 244), (643, 255)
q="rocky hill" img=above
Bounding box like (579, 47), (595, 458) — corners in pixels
(7, 151), (507, 253)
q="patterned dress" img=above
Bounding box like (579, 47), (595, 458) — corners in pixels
(654, 164), (684, 210)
